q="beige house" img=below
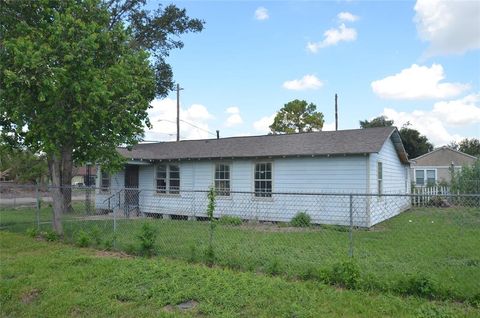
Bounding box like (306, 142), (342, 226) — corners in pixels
(410, 146), (478, 186)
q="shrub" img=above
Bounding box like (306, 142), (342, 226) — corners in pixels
(76, 230), (91, 247)
(136, 222), (157, 257)
(399, 274), (436, 298)
(291, 211), (311, 227)
(218, 215), (242, 226)
(329, 260), (361, 289)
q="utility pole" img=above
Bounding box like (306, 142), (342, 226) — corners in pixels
(175, 83), (184, 141)
(335, 93), (338, 131)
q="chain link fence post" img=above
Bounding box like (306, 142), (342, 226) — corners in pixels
(349, 194), (353, 258)
(35, 183), (40, 230)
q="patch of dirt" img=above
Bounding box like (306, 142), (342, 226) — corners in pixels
(21, 288), (41, 304)
(163, 300), (199, 312)
(94, 250), (133, 259)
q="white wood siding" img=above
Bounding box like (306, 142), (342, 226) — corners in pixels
(369, 138), (411, 226)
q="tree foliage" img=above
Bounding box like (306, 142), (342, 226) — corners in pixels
(0, 148), (48, 184)
(450, 159), (480, 194)
(448, 138), (480, 157)
(269, 100), (324, 134)
(359, 116), (393, 129)
(359, 116), (433, 159)
(0, 0), (203, 233)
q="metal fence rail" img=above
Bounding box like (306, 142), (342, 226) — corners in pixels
(1, 184), (479, 301)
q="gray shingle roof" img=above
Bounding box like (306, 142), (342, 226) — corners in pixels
(118, 127), (408, 163)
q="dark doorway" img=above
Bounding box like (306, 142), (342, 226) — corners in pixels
(124, 165), (139, 216)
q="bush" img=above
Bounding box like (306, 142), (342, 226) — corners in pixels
(218, 215), (242, 226)
(399, 274), (436, 298)
(76, 230), (91, 247)
(136, 222), (157, 257)
(329, 260), (361, 289)
(291, 211), (311, 227)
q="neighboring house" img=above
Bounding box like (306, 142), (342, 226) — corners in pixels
(95, 127), (411, 227)
(72, 166), (97, 186)
(410, 146), (478, 186)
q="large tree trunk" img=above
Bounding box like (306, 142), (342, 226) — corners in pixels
(48, 144), (74, 235)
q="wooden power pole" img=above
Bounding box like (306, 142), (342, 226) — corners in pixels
(335, 93), (338, 131)
(175, 83), (184, 141)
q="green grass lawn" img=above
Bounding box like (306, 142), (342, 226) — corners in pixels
(1, 231), (479, 318)
(1, 206), (479, 302)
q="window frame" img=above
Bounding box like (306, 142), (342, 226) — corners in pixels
(155, 164), (181, 195)
(377, 161), (383, 196)
(214, 163), (231, 197)
(253, 161), (273, 198)
(415, 168), (437, 187)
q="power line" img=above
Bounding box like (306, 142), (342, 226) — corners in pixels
(157, 118), (217, 137)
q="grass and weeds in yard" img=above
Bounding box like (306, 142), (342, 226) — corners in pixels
(1, 231), (479, 317)
(1, 206), (479, 304)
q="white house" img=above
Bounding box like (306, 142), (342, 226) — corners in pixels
(95, 127), (411, 227)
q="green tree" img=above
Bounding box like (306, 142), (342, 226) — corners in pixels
(399, 125), (434, 159)
(0, 0), (203, 234)
(450, 159), (480, 195)
(269, 100), (324, 134)
(358, 116), (434, 159)
(359, 116), (394, 128)
(458, 138), (480, 157)
(0, 148), (48, 184)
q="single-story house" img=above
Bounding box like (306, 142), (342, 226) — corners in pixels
(95, 126), (411, 227)
(410, 146), (478, 186)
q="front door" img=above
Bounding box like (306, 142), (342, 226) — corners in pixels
(124, 165), (139, 215)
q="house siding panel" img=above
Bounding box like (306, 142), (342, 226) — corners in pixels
(369, 138), (411, 226)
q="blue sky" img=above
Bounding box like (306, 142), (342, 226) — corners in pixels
(145, 0), (480, 146)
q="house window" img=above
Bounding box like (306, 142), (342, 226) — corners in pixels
(254, 162), (272, 197)
(215, 164), (230, 196)
(156, 164), (180, 194)
(100, 171), (110, 192)
(426, 169), (436, 186)
(415, 169), (436, 186)
(377, 162), (383, 195)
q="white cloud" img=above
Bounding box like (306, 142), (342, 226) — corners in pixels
(146, 98), (214, 141)
(254, 7), (269, 20)
(225, 106), (243, 127)
(371, 64), (470, 100)
(432, 93), (480, 126)
(253, 114), (276, 134)
(322, 122), (336, 131)
(414, 0), (480, 56)
(380, 93), (480, 145)
(282, 75), (324, 91)
(338, 12), (359, 22)
(307, 24), (357, 53)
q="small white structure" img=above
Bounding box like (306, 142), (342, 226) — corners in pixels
(96, 127), (411, 227)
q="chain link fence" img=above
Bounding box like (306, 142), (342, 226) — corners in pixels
(1, 184), (479, 302)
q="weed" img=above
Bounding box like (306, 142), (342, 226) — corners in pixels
(399, 274), (437, 299)
(204, 245), (215, 266)
(90, 226), (102, 246)
(291, 211), (311, 227)
(76, 230), (91, 247)
(329, 260), (360, 289)
(136, 222), (157, 257)
(42, 230), (59, 242)
(266, 259), (281, 276)
(415, 303), (454, 318)
(26, 228), (39, 238)
(188, 244), (197, 263)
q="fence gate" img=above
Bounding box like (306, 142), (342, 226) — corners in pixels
(124, 165), (139, 216)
